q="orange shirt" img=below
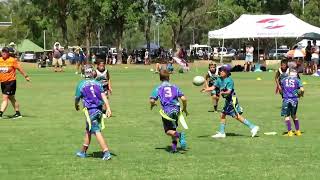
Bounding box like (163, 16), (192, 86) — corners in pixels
(0, 57), (20, 82)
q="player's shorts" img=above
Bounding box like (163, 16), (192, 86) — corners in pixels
(1, 80), (16, 95)
(245, 54), (253, 62)
(161, 111), (179, 133)
(85, 107), (103, 134)
(222, 96), (243, 117)
(281, 99), (298, 117)
(312, 58), (319, 65)
(52, 57), (63, 66)
(211, 89), (220, 96)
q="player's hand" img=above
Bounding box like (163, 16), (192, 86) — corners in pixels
(75, 104), (80, 111)
(182, 108), (189, 116)
(150, 103), (157, 110)
(106, 109), (112, 118)
(278, 86), (282, 94)
(200, 88), (207, 93)
(108, 89), (112, 95)
(25, 76), (31, 82)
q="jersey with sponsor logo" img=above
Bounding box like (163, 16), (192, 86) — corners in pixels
(0, 57), (20, 82)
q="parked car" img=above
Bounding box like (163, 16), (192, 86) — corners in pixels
(20, 51), (37, 62)
(268, 48), (289, 59)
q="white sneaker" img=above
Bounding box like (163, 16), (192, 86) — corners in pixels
(251, 126), (260, 137)
(211, 132), (226, 138)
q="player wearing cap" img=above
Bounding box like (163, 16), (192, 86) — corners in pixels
(202, 64), (259, 138)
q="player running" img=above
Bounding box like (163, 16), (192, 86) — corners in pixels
(75, 65), (112, 160)
(150, 70), (188, 153)
(205, 63), (220, 112)
(202, 65), (259, 138)
(280, 68), (304, 137)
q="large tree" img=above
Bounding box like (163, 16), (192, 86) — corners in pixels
(101, 0), (142, 64)
(161, 0), (202, 50)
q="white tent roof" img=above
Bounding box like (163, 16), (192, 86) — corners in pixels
(208, 14), (320, 39)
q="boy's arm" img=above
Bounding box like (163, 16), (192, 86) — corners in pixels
(180, 96), (188, 116)
(75, 97), (81, 111)
(204, 74), (210, 88)
(150, 98), (157, 110)
(107, 71), (112, 93)
(101, 92), (112, 117)
(201, 85), (215, 92)
(15, 60), (30, 81)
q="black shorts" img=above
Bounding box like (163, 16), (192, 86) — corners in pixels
(1, 80), (16, 95)
(162, 117), (178, 133)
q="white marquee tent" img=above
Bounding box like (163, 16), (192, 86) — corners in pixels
(208, 14), (320, 39)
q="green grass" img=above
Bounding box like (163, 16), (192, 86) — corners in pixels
(0, 63), (320, 180)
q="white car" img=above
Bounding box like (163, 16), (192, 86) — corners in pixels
(21, 51), (37, 62)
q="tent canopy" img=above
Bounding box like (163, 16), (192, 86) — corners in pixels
(17, 39), (44, 53)
(208, 14), (320, 39)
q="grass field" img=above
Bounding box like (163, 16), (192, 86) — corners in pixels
(0, 62), (320, 180)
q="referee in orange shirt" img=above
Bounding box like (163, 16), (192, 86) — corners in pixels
(0, 47), (30, 119)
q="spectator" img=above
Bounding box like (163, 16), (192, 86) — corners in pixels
(244, 44), (254, 72)
(52, 42), (63, 72)
(8, 42), (17, 58)
(305, 41), (312, 74)
(311, 40), (319, 73)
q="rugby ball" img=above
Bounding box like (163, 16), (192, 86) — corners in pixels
(192, 76), (205, 86)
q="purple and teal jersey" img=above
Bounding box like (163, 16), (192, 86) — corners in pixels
(214, 76), (235, 99)
(150, 81), (184, 115)
(280, 76), (303, 100)
(75, 79), (104, 109)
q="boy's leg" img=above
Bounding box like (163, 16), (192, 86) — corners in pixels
(166, 130), (180, 151)
(0, 94), (10, 117)
(212, 95), (219, 111)
(212, 113), (227, 138)
(235, 114), (259, 137)
(81, 131), (91, 153)
(284, 116), (294, 136)
(95, 132), (112, 160)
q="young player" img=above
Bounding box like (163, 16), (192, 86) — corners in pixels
(280, 68), (304, 136)
(202, 65), (259, 138)
(95, 60), (112, 96)
(150, 70), (188, 152)
(75, 65), (112, 160)
(275, 59), (289, 94)
(205, 63), (220, 111)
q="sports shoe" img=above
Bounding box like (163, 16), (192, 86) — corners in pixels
(76, 151), (87, 158)
(211, 132), (226, 138)
(250, 126), (260, 137)
(12, 113), (22, 119)
(179, 132), (187, 149)
(102, 151), (112, 160)
(295, 130), (302, 136)
(284, 130), (294, 137)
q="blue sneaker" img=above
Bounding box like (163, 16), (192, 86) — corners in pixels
(179, 132), (187, 149)
(102, 151), (112, 160)
(76, 151), (87, 158)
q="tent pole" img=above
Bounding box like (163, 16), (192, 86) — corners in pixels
(258, 38), (260, 64)
(220, 38), (224, 64)
(275, 38), (278, 60)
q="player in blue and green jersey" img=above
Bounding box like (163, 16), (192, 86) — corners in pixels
(75, 65), (112, 160)
(150, 70), (188, 153)
(280, 68), (304, 137)
(202, 64), (259, 138)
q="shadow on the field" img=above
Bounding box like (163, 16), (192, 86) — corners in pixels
(2, 114), (38, 119)
(88, 151), (118, 158)
(155, 146), (187, 154)
(197, 133), (244, 138)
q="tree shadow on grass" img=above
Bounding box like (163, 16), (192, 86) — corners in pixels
(155, 146), (188, 154)
(88, 151), (118, 159)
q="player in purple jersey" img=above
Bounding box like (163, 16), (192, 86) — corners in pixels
(280, 68), (304, 137)
(75, 65), (112, 160)
(150, 70), (188, 153)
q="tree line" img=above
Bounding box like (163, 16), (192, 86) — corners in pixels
(0, 0), (319, 55)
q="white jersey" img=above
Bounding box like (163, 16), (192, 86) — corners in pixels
(95, 69), (108, 82)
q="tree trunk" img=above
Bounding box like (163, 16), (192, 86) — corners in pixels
(172, 26), (178, 51)
(59, 14), (68, 48)
(85, 24), (91, 57)
(116, 32), (123, 64)
(145, 0), (153, 51)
